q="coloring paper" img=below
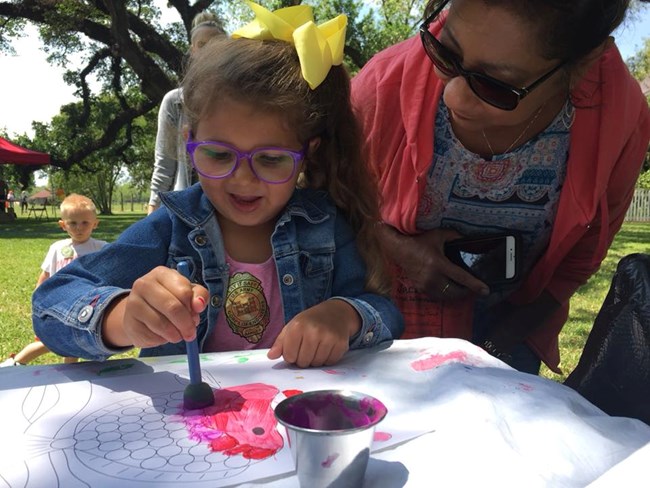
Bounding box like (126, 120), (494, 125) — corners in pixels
(0, 338), (648, 487)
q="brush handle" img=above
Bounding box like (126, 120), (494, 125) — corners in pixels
(186, 338), (202, 385)
(177, 261), (202, 385)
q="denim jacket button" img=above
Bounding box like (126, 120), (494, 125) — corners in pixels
(363, 331), (374, 343)
(78, 305), (94, 323)
(194, 235), (207, 246)
(282, 274), (294, 286)
(210, 295), (222, 308)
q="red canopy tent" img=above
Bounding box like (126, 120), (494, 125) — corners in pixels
(0, 136), (50, 165)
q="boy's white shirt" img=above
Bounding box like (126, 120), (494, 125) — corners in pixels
(41, 237), (108, 275)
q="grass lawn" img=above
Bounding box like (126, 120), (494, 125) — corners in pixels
(0, 209), (145, 365)
(540, 221), (650, 381)
(1, 210), (648, 382)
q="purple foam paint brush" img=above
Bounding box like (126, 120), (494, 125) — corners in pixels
(177, 261), (214, 410)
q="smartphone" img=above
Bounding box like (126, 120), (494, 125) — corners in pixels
(444, 233), (519, 287)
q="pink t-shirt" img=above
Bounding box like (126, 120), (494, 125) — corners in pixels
(204, 254), (284, 352)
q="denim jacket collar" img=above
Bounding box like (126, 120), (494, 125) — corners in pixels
(159, 183), (331, 228)
(159, 183), (215, 228)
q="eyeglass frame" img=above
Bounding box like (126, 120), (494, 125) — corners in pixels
(186, 133), (306, 184)
(419, 0), (566, 111)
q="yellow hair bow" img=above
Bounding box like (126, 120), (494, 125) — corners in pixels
(232, 1), (347, 89)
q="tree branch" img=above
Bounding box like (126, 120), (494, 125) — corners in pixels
(51, 99), (158, 170)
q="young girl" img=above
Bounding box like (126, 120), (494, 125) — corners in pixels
(32, 3), (403, 369)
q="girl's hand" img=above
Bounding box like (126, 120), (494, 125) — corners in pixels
(102, 266), (209, 349)
(381, 225), (489, 300)
(267, 299), (360, 368)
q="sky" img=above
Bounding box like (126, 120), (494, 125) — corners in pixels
(1, 5), (650, 139)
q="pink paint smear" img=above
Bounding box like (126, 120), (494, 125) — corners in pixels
(411, 350), (471, 371)
(517, 383), (534, 392)
(182, 383), (284, 460)
(321, 453), (339, 468)
(374, 431), (392, 442)
(322, 369), (346, 375)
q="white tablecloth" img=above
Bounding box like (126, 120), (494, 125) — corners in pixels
(1, 337), (648, 487)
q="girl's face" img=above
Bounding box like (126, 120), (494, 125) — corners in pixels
(437, 0), (567, 131)
(194, 98), (304, 233)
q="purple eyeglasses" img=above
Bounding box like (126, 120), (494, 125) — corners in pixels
(186, 135), (306, 184)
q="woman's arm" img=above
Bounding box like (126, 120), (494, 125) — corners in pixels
(148, 90), (182, 212)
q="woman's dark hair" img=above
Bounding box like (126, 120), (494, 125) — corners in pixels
(424, 0), (631, 64)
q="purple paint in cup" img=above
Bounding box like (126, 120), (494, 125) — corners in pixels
(275, 390), (387, 488)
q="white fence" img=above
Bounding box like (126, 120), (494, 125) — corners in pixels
(625, 188), (650, 222)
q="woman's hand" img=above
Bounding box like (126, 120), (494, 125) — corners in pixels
(380, 225), (490, 300)
(102, 266), (209, 349)
(267, 299), (360, 368)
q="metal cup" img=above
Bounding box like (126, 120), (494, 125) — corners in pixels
(274, 389), (388, 488)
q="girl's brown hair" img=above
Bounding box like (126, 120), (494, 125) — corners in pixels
(182, 37), (390, 294)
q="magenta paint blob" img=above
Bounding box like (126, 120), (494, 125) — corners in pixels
(275, 390), (387, 432)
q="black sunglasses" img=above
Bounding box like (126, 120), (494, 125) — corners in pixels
(419, 0), (565, 110)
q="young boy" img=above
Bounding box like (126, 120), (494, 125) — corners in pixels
(1, 194), (107, 367)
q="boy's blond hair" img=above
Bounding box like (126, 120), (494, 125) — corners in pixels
(60, 194), (98, 219)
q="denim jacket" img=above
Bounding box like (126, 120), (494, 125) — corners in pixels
(33, 184), (404, 361)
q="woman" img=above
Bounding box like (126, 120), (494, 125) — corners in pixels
(147, 12), (226, 214)
(352, 0), (650, 374)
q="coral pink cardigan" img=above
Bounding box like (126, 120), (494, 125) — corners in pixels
(352, 25), (650, 372)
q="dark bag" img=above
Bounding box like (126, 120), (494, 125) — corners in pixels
(564, 253), (650, 425)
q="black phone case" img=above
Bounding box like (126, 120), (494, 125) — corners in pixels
(444, 233), (521, 287)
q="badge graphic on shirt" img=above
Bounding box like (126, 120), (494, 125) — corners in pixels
(61, 245), (75, 259)
(224, 272), (270, 343)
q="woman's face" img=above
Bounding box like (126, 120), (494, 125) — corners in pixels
(438, 0), (568, 131)
(190, 26), (222, 56)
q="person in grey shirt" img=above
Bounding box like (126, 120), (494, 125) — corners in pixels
(147, 12), (226, 214)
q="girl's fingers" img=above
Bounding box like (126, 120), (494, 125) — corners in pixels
(124, 315), (169, 348)
(142, 289), (196, 341)
(129, 268), (202, 342)
(124, 295), (184, 346)
(192, 293), (208, 314)
(280, 330), (302, 365)
(267, 329), (286, 360)
(324, 345), (347, 366)
(305, 341), (332, 368)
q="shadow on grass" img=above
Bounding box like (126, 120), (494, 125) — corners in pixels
(0, 213), (145, 242)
